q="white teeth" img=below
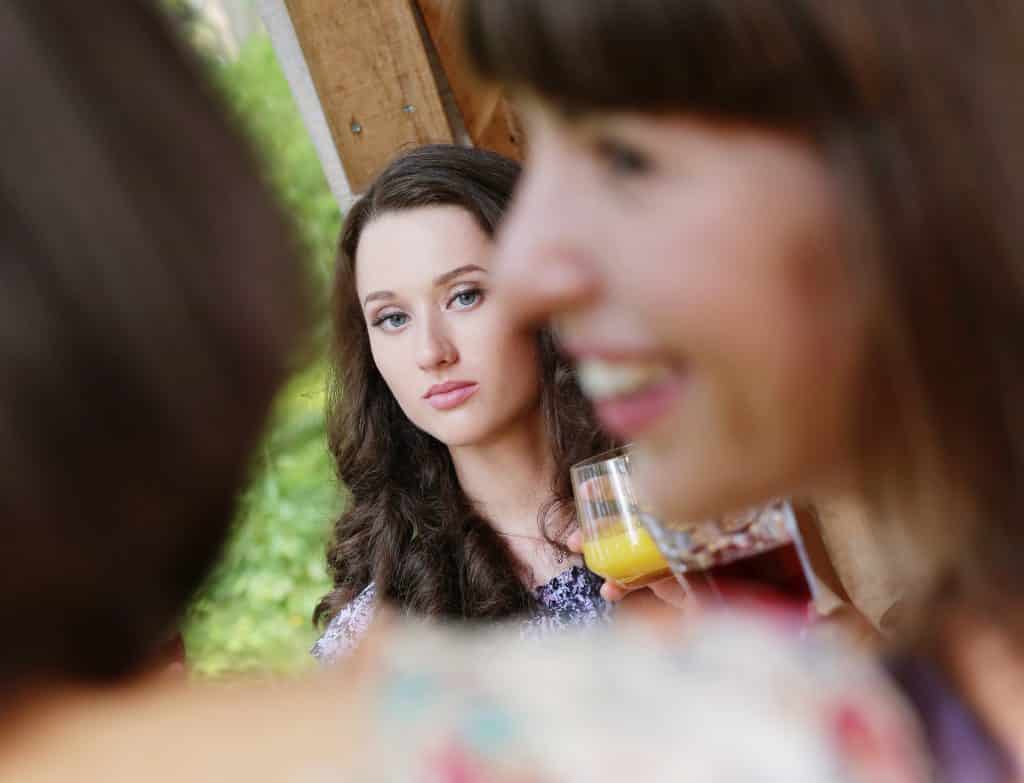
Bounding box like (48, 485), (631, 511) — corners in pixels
(576, 359), (672, 401)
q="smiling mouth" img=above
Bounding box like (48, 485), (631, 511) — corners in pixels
(576, 358), (685, 438)
(424, 381), (479, 411)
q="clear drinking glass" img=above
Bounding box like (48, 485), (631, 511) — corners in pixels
(571, 447), (673, 588)
(572, 446), (820, 602)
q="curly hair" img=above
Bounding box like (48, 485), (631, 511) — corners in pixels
(314, 145), (612, 625)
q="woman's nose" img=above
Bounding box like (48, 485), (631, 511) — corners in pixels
(491, 166), (600, 332)
(416, 311), (458, 371)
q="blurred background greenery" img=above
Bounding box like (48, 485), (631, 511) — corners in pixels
(165, 3), (344, 676)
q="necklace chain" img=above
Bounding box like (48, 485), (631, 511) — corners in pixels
(495, 531), (546, 542)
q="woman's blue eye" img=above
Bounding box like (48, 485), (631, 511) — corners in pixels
(450, 288), (483, 309)
(373, 312), (409, 330)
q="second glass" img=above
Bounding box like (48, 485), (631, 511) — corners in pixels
(572, 446), (819, 602)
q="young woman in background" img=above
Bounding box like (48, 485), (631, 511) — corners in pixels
(312, 145), (614, 661)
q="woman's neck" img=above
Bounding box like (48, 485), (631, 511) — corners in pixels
(447, 408), (554, 539)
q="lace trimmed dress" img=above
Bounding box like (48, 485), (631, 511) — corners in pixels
(312, 565), (609, 663)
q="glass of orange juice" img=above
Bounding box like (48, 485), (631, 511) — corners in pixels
(571, 446), (675, 588)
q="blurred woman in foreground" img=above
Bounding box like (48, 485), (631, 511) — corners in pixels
(463, 0), (1024, 778)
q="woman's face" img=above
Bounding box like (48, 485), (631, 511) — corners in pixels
(356, 205), (542, 448)
(492, 105), (867, 521)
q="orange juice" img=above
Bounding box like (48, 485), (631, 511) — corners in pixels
(582, 526), (672, 586)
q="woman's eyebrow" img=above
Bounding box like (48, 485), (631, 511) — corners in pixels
(362, 265), (487, 306)
(362, 289), (395, 307)
(433, 264), (487, 287)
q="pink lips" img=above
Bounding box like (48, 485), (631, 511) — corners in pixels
(424, 380), (479, 411)
(590, 375), (684, 439)
(561, 341), (686, 440)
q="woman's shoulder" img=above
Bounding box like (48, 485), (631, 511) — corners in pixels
(313, 566), (612, 663)
(351, 611), (931, 782)
(311, 583), (377, 663)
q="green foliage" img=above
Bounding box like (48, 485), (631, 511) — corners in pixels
(214, 37), (340, 305)
(185, 368), (341, 676)
(183, 36), (342, 676)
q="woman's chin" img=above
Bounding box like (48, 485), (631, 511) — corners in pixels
(633, 449), (753, 524)
(429, 426), (489, 449)
(633, 452), (703, 523)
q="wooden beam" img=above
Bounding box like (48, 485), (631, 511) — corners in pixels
(284, 0), (453, 193)
(257, 0), (355, 211)
(415, 0), (523, 160)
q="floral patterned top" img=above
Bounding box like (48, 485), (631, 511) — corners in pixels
(312, 566), (610, 663)
(348, 612), (932, 782)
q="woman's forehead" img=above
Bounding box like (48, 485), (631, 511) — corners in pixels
(355, 206), (492, 297)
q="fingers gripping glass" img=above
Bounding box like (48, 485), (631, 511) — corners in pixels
(571, 447), (819, 604)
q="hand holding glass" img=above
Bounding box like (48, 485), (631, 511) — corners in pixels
(572, 447), (818, 601)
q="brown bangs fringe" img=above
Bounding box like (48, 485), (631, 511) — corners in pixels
(463, 0), (863, 128)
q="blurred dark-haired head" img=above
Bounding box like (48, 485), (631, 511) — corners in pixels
(463, 0), (1024, 635)
(0, 0), (304, 690)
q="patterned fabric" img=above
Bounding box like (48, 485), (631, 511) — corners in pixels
(352, 613), (932, 782)
(312, 566), (610, 664)
(311, 583), (377, 663)
(524, 565), (610, 638)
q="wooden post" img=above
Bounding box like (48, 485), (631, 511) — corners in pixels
(257, 0), (356, 210)
(261, 0), (522, 205)
(283, 0), (453, 194)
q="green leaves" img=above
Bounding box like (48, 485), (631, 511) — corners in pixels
(182, 36), (342, 678)
(213, 37), (341, 300)
(186, 367), (339, 676)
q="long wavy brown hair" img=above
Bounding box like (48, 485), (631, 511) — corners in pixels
(314, 145), (612, 626)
